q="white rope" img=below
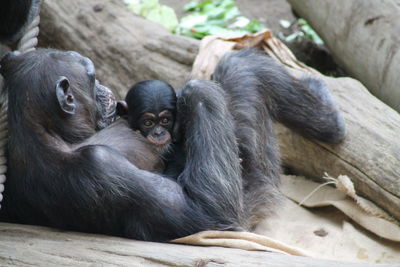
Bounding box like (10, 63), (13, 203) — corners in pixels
(17, 15), (40, 53)
(0, 6), (41, 209)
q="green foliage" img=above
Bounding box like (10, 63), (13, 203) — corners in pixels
(283, 18), (324, 45)
(175, 0), (266, 39)
(125, 0), (266, 39)
(297, 18), (324, 45)
(127, 0), (179, 32)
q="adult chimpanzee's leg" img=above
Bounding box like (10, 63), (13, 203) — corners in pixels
(177, 80), (245, 229)
(213, 48), (346, 227)
(213, 52), (281, 228)
(216, 49), (346, 144)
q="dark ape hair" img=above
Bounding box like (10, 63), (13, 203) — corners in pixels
(0, 48), (345, 241)
(125, 80), (177, 130)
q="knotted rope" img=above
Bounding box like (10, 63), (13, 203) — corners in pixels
(0, 6), (41, 208)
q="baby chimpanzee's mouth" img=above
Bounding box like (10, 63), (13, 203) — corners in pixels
(147, 135), (171, 147)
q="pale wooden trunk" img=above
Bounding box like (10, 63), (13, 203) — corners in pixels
(288, 0), (400, 112)
(0, 223), (380, 266)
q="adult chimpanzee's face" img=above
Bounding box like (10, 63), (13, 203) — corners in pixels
(65, 51), (117, 130)
(0, 49), (118, 144)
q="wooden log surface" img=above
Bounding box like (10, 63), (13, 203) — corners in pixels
(0, 223), (391, 266)
(287, 0), (400, 112)
(39, 0), (199, 99)
(37, 0), (400, 221)
(276, 71), (400, 221)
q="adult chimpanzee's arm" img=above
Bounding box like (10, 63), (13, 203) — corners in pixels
(64, 144), (204, 241)
(214, 49), (346, 144)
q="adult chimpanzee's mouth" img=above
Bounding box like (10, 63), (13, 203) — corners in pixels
(95, 81), (117, 129)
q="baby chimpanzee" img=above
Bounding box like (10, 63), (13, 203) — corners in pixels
(117, 80), (185, 178)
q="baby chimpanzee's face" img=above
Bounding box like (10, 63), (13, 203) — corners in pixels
(138, 109), (174, 147)
(117, 80), (178, 151)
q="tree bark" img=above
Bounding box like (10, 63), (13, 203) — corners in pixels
(0, 223), (384, 266)
(276, 71), (400, 221)
(39, 0), (199, 99)
(287, 0), (400, 112)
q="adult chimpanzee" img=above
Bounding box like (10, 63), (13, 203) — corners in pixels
(0, 47), (345, 241)
(0, 0), (41, 43)
(0, 48), (244, 241)
(117, 80), (185, 178)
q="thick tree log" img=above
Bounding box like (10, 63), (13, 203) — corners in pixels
(37, 0), (400, 221)
(0, 223), (389, 266)
(277, 71), (400, 221)
(287, 0), (400, 112)
(39, 0), (199, 99)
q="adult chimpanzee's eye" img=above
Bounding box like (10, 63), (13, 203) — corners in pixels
(160, 118), (169, 124)
(143, 120), (154, 127)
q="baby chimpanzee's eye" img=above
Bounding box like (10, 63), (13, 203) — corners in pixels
(143, 120), (154, 127)
(160, 118), (169, 124)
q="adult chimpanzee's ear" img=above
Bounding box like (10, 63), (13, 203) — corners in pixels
(116, 100), (128, 117)
(55, 76), (76, 115)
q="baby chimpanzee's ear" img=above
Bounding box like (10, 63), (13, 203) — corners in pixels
(116, 101), (128, 117)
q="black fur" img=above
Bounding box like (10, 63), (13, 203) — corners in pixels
(0, 49), (242, 241)
(0, 0), (41, 43)
(0, 47), (345, 241)
(123, 80), (185, 178)
(125, 80), (177, 131)
(212, 48), (345, 226)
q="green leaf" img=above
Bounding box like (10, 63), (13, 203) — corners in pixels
(127, 2), (142, 14)
(126, 0), (179, 32)
(178, 14), (208, 29)
(183, 1), (199, 12)
(146, 6), (179, 32)
(175, 0), (266, 39)
(230, 16), (249, 29)
(244, 19), (266, 33)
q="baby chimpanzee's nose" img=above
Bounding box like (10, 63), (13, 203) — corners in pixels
(154, 127), (164, 136)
